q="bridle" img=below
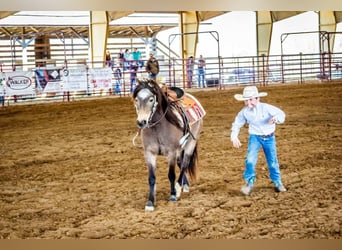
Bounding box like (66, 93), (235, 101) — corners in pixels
(146, 94), (169, 128)
(133, 89), (168, 147)
(136, 88), (169, 129)
(133, 84), (196, 148)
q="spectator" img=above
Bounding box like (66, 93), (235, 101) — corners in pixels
(130, 61), (138, 93)
(132, 48), (143, 68)
(145, 52), (159, 80)
(118, 48), (124, 67)
(186, 56), (195, 88)
(113, 53), (122, 94)
(105, 50), (112, 67)
(197, 55), (206, 88)
(123, 48), (131, 71)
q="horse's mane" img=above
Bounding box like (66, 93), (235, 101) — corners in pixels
(133, 79), (183, 130)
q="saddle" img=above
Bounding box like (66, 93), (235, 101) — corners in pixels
(161, 84), (206, 148)
(162, 84), (184, 101)
(161, 84), (206, 126)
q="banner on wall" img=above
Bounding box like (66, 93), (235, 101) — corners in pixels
(4, 71), (35, 96)
(0, 73), (5, 96)
(88, 68), (112, 91)
(63, 66), (88, 91)
(34, 68), (62, 94)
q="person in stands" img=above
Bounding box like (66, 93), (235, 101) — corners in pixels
(197, 55), (206, 88)
(145, 52), (159, 80)
(105, 50), (112, 67)
(186, 56), (195, 88)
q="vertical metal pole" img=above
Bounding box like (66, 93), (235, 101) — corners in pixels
(261, 54), (266, 86)
(327, 33), (332, 81)
(281, 54), (285, 83)
(252, 56), (255, 84)
(299, 52), (303, 84)
(172, 58), (176, 87)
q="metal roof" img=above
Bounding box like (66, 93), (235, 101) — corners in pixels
(0, 11), (227, 40)
(1, 11), (341, 40)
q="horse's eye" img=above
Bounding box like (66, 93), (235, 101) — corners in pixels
(149, 97), (154, 103)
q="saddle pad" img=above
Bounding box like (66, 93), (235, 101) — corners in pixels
(180, 93), (206, 125)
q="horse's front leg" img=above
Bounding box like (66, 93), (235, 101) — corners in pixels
(145, 152), (157, 211)
(168, 156), (177, 202)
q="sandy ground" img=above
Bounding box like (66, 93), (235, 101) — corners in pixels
(0, 81), (341, 239)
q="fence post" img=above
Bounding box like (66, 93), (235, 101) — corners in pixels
(252, 56), (256, 84)
(261, 54), (266, 86)
(299, 52), (303, 84)
(281, 54), (285, 83)
(172, 58), (176, 87)
(218, 56), (223, 90)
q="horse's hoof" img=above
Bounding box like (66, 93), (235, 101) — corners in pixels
(169, 195), (177, 202)
(175, 182), (182, 198)
(183, 184), (190, 193)
(145, 201), (154, 211)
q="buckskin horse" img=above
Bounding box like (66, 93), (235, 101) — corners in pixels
(132, 79), (205, 211)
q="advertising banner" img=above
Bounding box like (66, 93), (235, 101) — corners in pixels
(88, 68), (112, 91)
(4, 71), (35, 96)
(63, 67), (88, 91)
(0, 73), (5, 96)
(34, 68), (62, 94)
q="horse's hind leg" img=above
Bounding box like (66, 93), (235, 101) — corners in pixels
(176, 153), (190, 196)
(168, 157), (177, 202)
(176, 157), (189, 198)
(177, 152), (190, 185)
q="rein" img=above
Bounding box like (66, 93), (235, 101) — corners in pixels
(147, 101), (169, 128)
(132, 103), (169, 147)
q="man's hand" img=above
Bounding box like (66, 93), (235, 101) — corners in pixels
(232, 138), (242, 148)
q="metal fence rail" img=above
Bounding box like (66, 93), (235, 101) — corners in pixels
(1, 51), (342, 106)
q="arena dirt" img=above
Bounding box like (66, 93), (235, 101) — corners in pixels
(0, 81), (341, 239)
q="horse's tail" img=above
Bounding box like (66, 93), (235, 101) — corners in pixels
(187, 144), (198, 181)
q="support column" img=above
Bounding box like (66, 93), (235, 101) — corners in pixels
(180, 11), (199, 59)
(319, 11), (336, 52)
(89, 11), (109, 68)
(179, 11), (199, 88)
(256, 11), (273, 85)
(319, 11), (336, 80)
(256, 11), (273, 56)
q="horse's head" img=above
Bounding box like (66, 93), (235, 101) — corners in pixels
(133, 79), (162, 129)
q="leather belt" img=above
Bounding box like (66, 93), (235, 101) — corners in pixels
(258, 132), (274, 138)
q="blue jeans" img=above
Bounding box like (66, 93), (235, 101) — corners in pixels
(198, 68), (205, 87)
(243, 134), (282, 186)
(114, 68), (121, 94)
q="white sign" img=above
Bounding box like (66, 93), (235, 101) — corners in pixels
(63, 67), (88, 91)
(88, 68), (112, 90)
(4, 71), (34, 96)
(0, 72), (5, 96)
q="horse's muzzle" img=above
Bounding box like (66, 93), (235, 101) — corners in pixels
(137, 120), (147, 128)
